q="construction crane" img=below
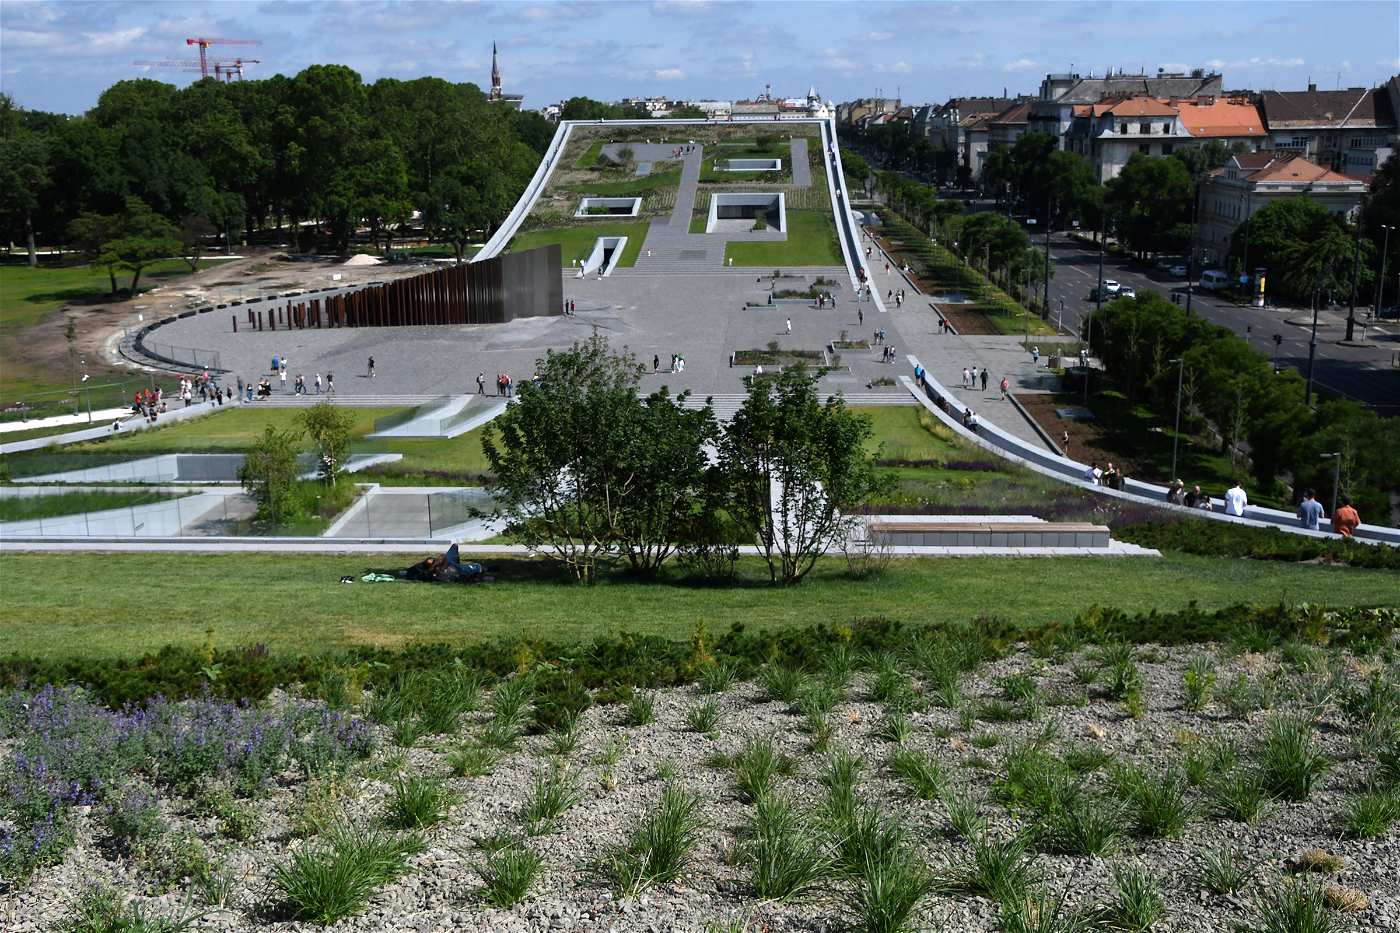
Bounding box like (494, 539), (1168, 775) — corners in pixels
(185, 37), (261, 78)
(134, 59), (204, 74)
(214, 59), (260, 81)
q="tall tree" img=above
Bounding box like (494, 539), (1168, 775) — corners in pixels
(100, 197), (181, 294)
(718, 369), (882, 585)
(1105, 153), (1192, 256)
(0, 94), (50, 266)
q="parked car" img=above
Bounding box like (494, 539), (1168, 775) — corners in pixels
(1199, 270), (1230, 290)
(1376, 305), (1400, 320)
(1168, 264), (1188, 278)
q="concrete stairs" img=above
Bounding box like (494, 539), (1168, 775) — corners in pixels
(248, 395), (446, 408)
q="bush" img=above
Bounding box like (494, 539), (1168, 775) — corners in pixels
(1116, 520), (1400, 569)
(271, 823), (424, 924)
(598, 783), (705, 897)
(477, 842), (542, 908)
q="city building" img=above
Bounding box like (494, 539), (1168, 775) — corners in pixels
(837, 97), (901, 127)
(1066, 93), (1265, 181)
(487, 42), (523, 109)
(1029, 70), (1223, 148)
(986, 101), (1032, 151)
(1259, 82), (1395, 172)
(1197, 151), (1368, 267)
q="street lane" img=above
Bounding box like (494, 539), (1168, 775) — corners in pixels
(1044, 233), (1400, 413)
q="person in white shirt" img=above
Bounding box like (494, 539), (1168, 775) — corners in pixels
(1086, 462), (1103, 485)
(1225, 481), (1248, 516)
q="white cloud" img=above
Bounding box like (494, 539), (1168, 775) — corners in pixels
(877, 61), (912, 75)
(652, 0), (715, 15)
(863, 31), (896, 41)
(84, 27), (148, 50)
(954, 51), (986, 68)
(653, 67), (684, 80)
(1003, 57), (1038, 72)
(822, 48), (861, 75)
(1205, 56), (1305, 71)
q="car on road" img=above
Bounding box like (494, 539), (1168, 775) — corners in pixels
(1118, 285), (1137, 299)
(1199, 270), (1230, 290)
(1103, 279), (1121, 294)
(1377, 305), (1400, 320)
(1168, 264), (1187, 278)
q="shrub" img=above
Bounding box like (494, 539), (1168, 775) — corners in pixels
(447, 743), (500, 779)
(697, 660), (740, 695)
(599, 783), (705, 897)
(56, 885), (200, 933)
(1239, 879), (1345, 933)
(624, 690), (655, 727)
(1257, 716), (1329, 802)
(521, 765), (585, 835)
(1114, 765), (1194, 838)
(1115, 520), (1400, 570)
(1342, 787), (1400, 838)
(941, 792), (988, 840)
(1193, 845), (1256, 895)
(1101, 863), (1164, 932)
(270, 823), (424, 924)
(193, 782), (258, 842)
(1029, 793), (1123, 858)
(758, 665), (803, 704)
(1206, 768), (1272, 823)
(385, 774), (458, 830)
(102, 783), (166, 857)
(887, 747), (944, 800)
(733, 736), (794, 803)
(845, 828), (932, 933)
(741, 791), (833, 901)
(477, 842), (542, 908)
(874, 710), (913, 744)
(999, 884), (1098, 933)
(940, 832), (1040, 902)
(1182, 655), (1216, 712)
(686, 701), (721, 734)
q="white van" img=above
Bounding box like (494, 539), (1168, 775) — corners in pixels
(1199, 270), (1230, 290)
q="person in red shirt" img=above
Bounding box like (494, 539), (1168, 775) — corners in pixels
(1332, 496), (1361, 537)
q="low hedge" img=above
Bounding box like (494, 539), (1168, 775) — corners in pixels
(1117, 519), (1400, 570)
(2, 603), (1394, 720)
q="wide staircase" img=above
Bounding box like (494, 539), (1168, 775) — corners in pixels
(684, 391), (913, 422)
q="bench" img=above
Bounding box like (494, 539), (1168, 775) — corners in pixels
(867, 521), (1111, 549)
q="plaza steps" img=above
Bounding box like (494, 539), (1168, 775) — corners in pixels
(243, 394), (447, 408)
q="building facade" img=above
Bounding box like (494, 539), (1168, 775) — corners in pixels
(1029, 70), (1223, 148)
(1197, 152), (1367, 268)
(1259, 82), (1396, 172)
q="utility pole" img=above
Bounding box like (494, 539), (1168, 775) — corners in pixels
(1043, 192), (1053, 319)
(1185, 181), (1201, 316)
(1377, 224), (1395, 320)
(1169, 357), (1184, 481)
(1305, 265), (1326, 406)
(1320, 451), (1341, 517)
(1346, 205), (1363, 342)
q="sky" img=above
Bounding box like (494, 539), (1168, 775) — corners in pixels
(2, 0), (1398, 115)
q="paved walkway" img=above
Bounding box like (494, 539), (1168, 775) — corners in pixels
(852, 229), (1058, 449)
(790, 138), (811, 188)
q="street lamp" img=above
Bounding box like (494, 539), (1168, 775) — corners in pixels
(1377, 224), (1395, 321)
(1169, 357), (1184, 483)
(1319, 451), (1341, 517)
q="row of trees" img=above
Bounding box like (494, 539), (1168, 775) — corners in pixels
(0, 68), (556, 266)
(481, 336), (882, 585)
(855, 122), (1400, 309)
(1088, 293), (1398, 517)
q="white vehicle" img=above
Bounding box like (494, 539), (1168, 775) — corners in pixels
(1199, 270), (1230, 290)
(1168, 264), (1188, 278)
(1118, 285), (1137, 299)
(1103, 279), (1121, 294)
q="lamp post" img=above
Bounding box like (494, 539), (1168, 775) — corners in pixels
(1169, 357), (1184, 483)
(1319, 451), (1341, 517)
(1345, 202), (1363, 342)
(1043, 192), (1053, 320)
(1377, 224), (1395, 320)
(1305, 264), (1327, 406)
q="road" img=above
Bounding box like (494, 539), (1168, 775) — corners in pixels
(1042, 232), (1400, 414)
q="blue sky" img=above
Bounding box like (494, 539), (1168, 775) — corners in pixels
(2, 0), (1397, 115)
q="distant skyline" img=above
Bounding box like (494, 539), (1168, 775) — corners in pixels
(2, 0), (1398, 115)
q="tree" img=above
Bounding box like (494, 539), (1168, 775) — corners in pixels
(483, 335), (708, 582)
(178, 213), (216, 271)
(1173, 139), (1247, 184)
(300, 401), (355, 485)
(67, 210), (121, 294)
(0, 95), (50, 267)
(239, 425), (302, 528)
(1105, 153), (1192, 256)
(99, 197), (181, 294)
(1231, 198), (1372, 306)
(718, 369), (882, 585)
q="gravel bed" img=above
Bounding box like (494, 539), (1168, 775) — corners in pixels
(3, 643), (1396, 932)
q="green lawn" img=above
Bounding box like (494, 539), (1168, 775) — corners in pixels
(576, 140), (605, 167)
(0, 489), (189, 522)
(559, 166), (682, 197)
(357, 425), (495, 484)
(1, 550), (1395, 659)
(507, 223), (650, 268)
(0, 258), (237, 334)
(725, 211), (844, 267)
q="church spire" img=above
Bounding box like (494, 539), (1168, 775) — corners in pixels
(490, 41), (502, 100)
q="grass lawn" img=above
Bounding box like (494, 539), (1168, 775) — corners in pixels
(357, 425), (495, 484)
(0, 258), (237, 334)
(1, 550), (1395, 659)
(0, 489), (189, 522)
(576, 140), (605, 168)
(507, 223), (649, 268)
(725, 211), (843, 267)
(559, 166), (682, 198)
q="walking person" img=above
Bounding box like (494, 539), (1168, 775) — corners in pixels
(315, 373), (323, 395)
(980, 368), (988, 392)
(279, 367), (287, 392)
(969, 365), (978, 388)
(961, 367), (970, 388)
(476, 372), (486, 394)
(368, 356), (376, 379)
(999, 376), (1009, 400)
(653, 354), (660, 373)
(785, 317), (792, 335)
(858, 308), (864, 326)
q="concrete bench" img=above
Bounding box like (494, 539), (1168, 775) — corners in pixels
(868, 521), (1111, 549)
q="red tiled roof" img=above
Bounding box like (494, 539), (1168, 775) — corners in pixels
(1102, 96), (1177, 117)
(1177, 98), (1265, 137)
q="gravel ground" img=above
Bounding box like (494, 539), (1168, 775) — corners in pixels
(4, 644), (1397, 933)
